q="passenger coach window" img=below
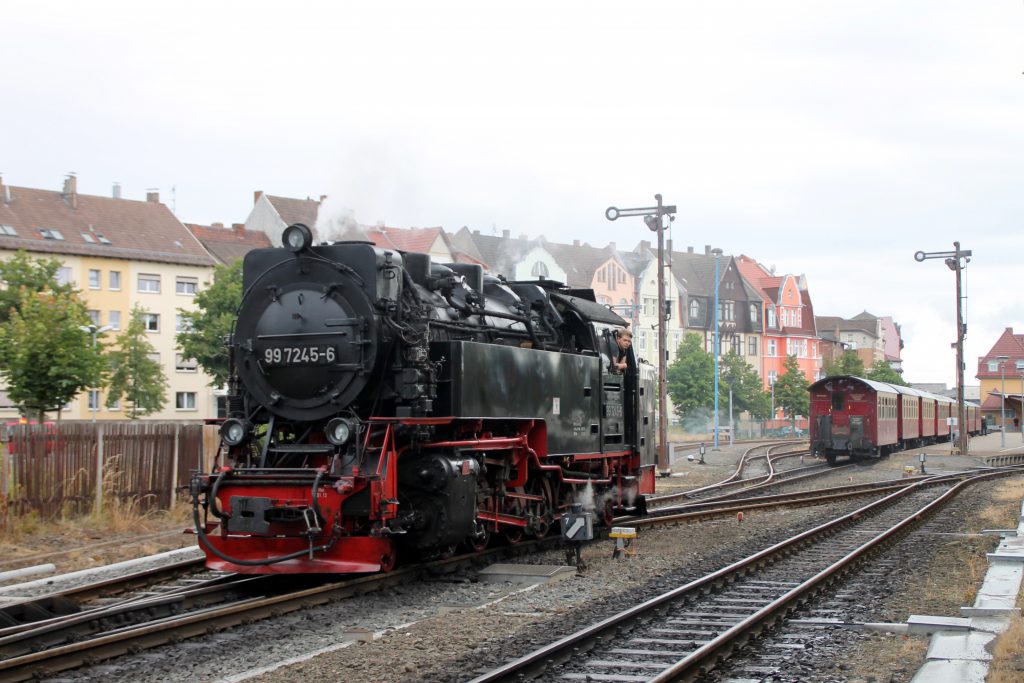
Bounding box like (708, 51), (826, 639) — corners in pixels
(832, 394), (844, 411)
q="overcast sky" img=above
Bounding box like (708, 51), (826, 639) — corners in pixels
(4, 1), (1023, 387)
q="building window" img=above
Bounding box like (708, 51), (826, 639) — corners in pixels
(748, 337), (757, 356)
(88, 269), (101, 289)
(175, 392), (197, 410)
(768, 370), (777, 386)
(749, 304), (758, 323)
(148, 352), (161, 363)
(39, 228), (66, 240)
(638, 329), (648, 352)
(0, 225), (17, 236)
(108, 398), (121, 410)
(109, 271), (121, 290)
(732, 336), (742, 355)
(109, 310), (121, 330)
(597, 269), (606, 283)
(138, 274), (161, 293)
(55, 267), (72, 286)
(673, 332), (681, 354)
(176, 354), (198, 372)
(176, 277), (198, 295)
(141, 313), (160, 332)
(643, 298), (656, 316)
(689, 300), (700, 319)
(87, 309), (100, 325)
(530, 261), (548, 278)
(767, 306), (776, 328)
(176, 314), (193, 333)
(88, 390), (100, 410)
(768, 339), (777, 356)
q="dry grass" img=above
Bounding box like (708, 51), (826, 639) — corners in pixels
(988, 608), (1024, 682)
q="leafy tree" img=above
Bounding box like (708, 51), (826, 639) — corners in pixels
(106, 305), (169, 419)
(865, 360), (908, 386)
(0, 290), (105, 421)
(176, 260), (242, 387)
(720, 351), (772, 420)
(0, 250), (76, 324)
(773, 354), (810, 426)
(823, 351), (865, 378)
(666, 333), (714, 418)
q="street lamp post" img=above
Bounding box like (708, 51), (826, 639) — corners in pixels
(914, 242), (971, 455)
(79, 323), (113, 423)
(605, 195), (677, 475)
(996, 355), (1008, 449)
(711, 248), (723, 449)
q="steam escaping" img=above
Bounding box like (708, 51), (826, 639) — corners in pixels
(315, 195), (367, 243)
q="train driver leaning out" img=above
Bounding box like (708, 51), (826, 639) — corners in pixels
(613, 328), (634, 373)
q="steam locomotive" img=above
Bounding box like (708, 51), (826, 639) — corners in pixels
(190, 224), (657, 573)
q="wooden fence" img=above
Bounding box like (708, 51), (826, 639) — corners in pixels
(0, 422), (220, 519)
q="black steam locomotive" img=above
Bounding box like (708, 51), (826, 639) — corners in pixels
(191, 223), (656, 573)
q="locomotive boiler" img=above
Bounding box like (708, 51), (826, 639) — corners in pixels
(190, 224), (657, 573)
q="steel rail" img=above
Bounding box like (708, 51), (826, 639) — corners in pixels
(467, 468), (1014, 683)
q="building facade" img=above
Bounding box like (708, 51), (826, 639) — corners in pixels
(0, 175), (217, 421)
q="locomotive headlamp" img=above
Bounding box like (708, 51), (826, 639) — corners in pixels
(282, 223), (313, 252)
(220, 418), (252, 446)
(325, 417), (354, 445)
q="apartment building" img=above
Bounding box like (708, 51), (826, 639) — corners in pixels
(0, 175), (217, 420)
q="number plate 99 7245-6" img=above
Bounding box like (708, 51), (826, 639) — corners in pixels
(263, 345), (337, 366)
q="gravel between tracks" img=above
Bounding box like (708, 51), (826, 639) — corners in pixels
(35, 456), (1020, 683)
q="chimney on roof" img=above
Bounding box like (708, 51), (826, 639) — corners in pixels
(0, 174), (7, 204)
(212, 222), (225, 229)
(146, 189), (160, 203)
(608, 241), (616, 250)
(502, 229), (510, 240)
(232, 223), (245, 236)
(253, 190), (263, 205)
(704, 245), (711, 255)
(687, 246), (694, 254)
(573, 240), (580, 247)
(112, 182), (122, 199)
(319, 195), (327, 203)
(62, 173), (78, 209)
(472, 229), (480, 236)
(639, 240), (651, 252)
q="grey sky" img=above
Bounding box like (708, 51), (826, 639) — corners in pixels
(3, 1), (1022, 387)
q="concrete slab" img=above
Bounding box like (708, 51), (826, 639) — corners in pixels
(907, 615), (971, 634)
(925, 630), (997, 662)
(478, 563), (577, 585)
(912, 659), (989, 683)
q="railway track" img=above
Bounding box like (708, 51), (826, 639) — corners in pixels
(0, 535), (561, 683)
(468, 468), (1019, 683)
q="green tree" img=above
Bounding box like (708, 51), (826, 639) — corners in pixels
(720, 351), (772, 420)
(0, 250), (76, 324)
(865, 360), (908, 386)
(667, 333), (714, 418)
(773, 354), (810, 427)
(176, 260), (242, 387)
(823, 350), (865, 378)
(0, 290), (105, 421)
(106, 305), (169, 419)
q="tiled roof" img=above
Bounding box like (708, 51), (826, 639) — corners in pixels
(545, 240), (619, 288)
(265, 194), (321, 228)
(977, 327), (1024, 377)
(814, 315), (877, 337)
(468, 232), (550, 278)
(185, 223), (273, 265)
(379, 226), (445, 254)
(0, 181), (214, 267)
